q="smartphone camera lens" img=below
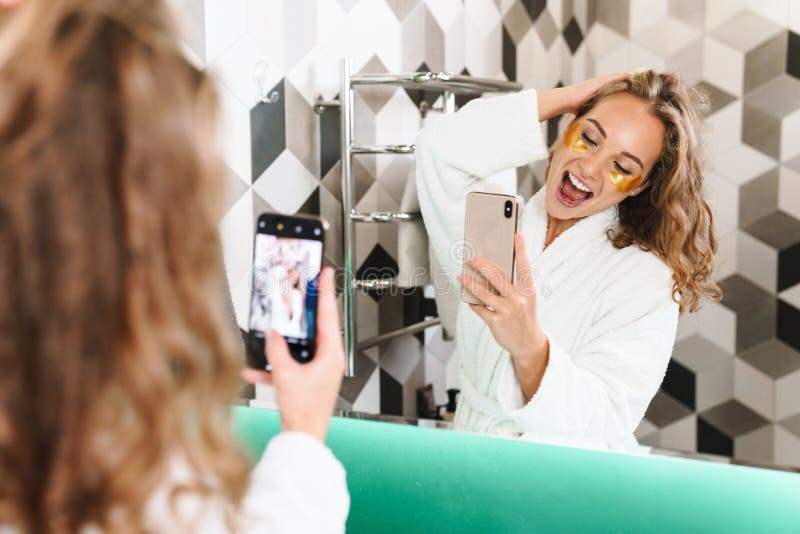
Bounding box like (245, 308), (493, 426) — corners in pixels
(504, 200), (513, 219)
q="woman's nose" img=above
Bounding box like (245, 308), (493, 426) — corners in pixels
(577, 157), (604, 188)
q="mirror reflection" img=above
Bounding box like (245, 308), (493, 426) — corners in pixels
(229, 0), (800, 473)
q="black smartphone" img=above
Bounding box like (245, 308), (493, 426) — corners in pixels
(247, 213), (327, 370)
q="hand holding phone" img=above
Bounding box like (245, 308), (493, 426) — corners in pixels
(242, 267), (345, 442)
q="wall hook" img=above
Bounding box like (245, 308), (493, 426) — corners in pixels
(313, 94), (340, 115)
(259, 90), (280, 104)
(253, 60), (279, 104)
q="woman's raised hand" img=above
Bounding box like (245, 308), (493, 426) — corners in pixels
(242, 267), (345, 442)
(564, 72), (630, 112)
(537, 72), (629, 122)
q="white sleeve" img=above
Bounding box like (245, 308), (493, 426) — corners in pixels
(415, 88), (550, 284)
(496, 260), (680, 450)
(237, 432), (350, 533)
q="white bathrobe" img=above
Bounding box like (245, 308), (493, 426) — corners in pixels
(1, 433), (350, 533)
(415, 88), (680, 452)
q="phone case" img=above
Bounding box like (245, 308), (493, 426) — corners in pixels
(461, 192), (519, 306)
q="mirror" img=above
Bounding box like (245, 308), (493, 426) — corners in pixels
(177, 0), (800, 473)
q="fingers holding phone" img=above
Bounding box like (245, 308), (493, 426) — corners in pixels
(242, 267), (345, 442)
(243, 213), (344, 442)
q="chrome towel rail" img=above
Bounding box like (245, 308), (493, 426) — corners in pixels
(351, 144), (415, 154)
(324, 59), (520, 377)
(351, 72), (520, 93)
(352, 278), (397, 291)
(358, 318), (442, 351)
(350, 211), (421, 223)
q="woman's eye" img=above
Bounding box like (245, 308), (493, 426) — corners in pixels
(580, 133), (597, 147)
(614, 162), (631, 175)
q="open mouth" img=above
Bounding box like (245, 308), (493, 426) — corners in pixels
(557, 170), (594, 208)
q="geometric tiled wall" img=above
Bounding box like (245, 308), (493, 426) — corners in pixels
(169, 0), (800, 468)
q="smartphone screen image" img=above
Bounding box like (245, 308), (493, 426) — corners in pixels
(247, 214), (325, 370)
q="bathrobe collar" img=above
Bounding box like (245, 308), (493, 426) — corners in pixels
(522, 184), (619, 270)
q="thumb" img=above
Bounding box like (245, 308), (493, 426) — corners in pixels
(315, 267), (340, 343)
(266, 330), (295, 372)
(313, 267), (346, 374)
(514, 233), (536, 297)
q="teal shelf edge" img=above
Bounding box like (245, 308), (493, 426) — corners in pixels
(232, 405), (800, 534)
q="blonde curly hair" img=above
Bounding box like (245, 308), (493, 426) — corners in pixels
(0, 1), (249, 532)
(567, 70), (723, 314)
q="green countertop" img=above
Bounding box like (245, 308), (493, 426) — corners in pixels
(232, 405), (800, 533)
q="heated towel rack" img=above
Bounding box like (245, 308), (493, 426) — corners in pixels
(315, 59), (521, 377)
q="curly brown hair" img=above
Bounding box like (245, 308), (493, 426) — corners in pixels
(568, 70), (723, 314)
(0, 1), (249, 532)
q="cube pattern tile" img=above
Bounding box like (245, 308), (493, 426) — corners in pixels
(169, 0), (800, 468)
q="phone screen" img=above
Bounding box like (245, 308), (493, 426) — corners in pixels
(248, 219), (324, 369)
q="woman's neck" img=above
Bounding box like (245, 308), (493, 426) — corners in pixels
(544, 214), (580, 249)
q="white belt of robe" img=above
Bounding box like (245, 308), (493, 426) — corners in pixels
(457, 365), (507, 421)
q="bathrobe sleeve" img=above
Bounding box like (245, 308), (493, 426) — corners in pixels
(237, 432), (350, 533)
(497, 255), (680, 450)
(145, 432), (350, 533)
(415, 88), (550, 284)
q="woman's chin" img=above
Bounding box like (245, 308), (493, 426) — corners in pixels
(545, 190), (584, 220)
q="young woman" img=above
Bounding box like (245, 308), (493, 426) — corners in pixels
(0, 0), (348, 532)
(416, 71), (722, 451)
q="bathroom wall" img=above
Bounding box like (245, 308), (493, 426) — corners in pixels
(169, 0), (800, 467)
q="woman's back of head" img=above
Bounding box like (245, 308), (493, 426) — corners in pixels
(0, 1), (248, 532)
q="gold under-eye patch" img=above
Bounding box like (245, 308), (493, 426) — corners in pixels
(563, 121), (643, 193)
(564, 122), (588, 152)
(609, 170), (643, 193)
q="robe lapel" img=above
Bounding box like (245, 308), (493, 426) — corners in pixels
(521, 185), (618, 275)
